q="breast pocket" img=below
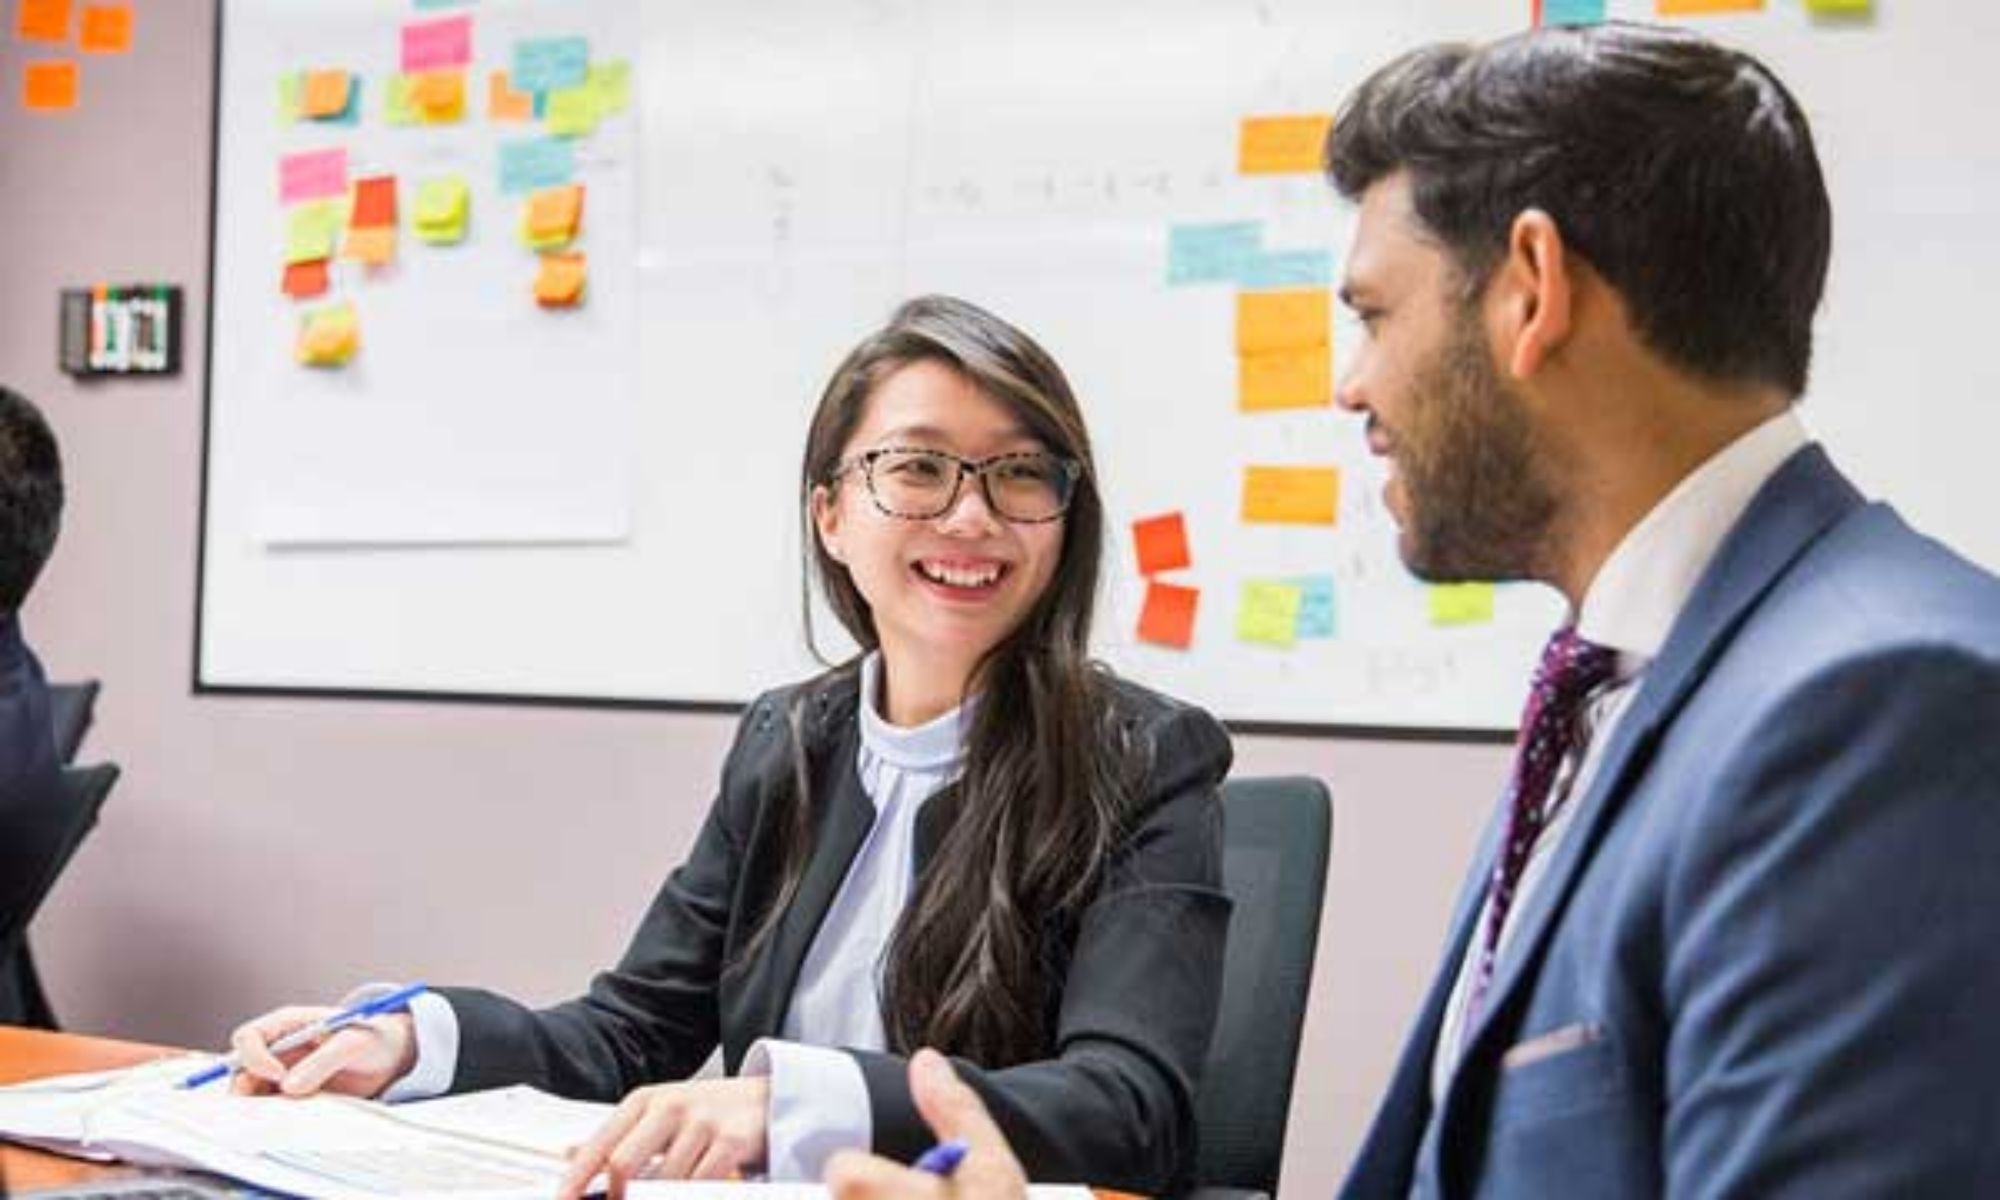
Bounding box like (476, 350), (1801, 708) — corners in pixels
(1483, 1021), (1656, 1195)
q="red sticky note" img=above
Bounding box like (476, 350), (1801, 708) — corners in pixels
(279, 147), (347, 204)
(15, 0), (69, 42)
(1137, 581), (1200, 650)
(350, 175), (397, 228)
(22, 60), (78, 111)
(77, 4), (131, 53)
(282, 259), (330, 299)
(1132, 512), (1192, 576)
(401, 14), (472, 72)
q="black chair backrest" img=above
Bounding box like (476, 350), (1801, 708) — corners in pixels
(50, 681), (100, 764)
(1193, 776), (1333, 1198)
(0, 761), (119, 1028)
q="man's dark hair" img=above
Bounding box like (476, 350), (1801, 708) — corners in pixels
(0, 387), (64, 613)
(1327, 21), (1831, 397)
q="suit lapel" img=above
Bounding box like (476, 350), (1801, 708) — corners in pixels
(731, 683), (876, 1054)
(1446, 446), (1863, 1090)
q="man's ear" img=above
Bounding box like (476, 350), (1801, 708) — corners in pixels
(1488, 209), (1574, 380)
(811, 484), (846, 564)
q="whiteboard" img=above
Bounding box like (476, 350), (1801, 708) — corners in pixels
(198, 0), (2000, 735)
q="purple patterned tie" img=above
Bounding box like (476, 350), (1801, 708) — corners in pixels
(1464, 625), (1618, 1029)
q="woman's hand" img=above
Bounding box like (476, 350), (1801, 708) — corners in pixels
(225, 1006), (417, 1098)
(558, 1076), (772, 1199)
(825, 1049), (1027, 1200)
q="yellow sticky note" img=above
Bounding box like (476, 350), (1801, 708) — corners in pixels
(341, 225), (396, 266)
(384, 73), (418, 125)
(1656, 0), (1762, 12)
(535, 252), (587, 308)
(1236, 288), (1330, 355)
(277, 71), (301, 122)
(411, 70), (465, 122)
(588, 60), (630, 116)
(1239, 113), (1334, 176)
(296, 302), (359, 367)
(1237, 580), (1304, 648)
(414, 177), (470, 243)
(300, 69), (352, 119)
(285, 199), (345, 264)
(1429, 583), (1497, 627)
(1804, 0), (1869, 12)
(1239, 346), (1332, 412)
(543, 84), (597, 137)
(1241, 465), (1340, 525)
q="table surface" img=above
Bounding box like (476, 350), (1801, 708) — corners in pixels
(0, 1025), (176, 1190)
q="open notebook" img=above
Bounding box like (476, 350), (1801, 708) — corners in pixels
(0, 1062), (1092, 1200)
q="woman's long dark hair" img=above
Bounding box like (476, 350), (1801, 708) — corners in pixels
(748, 294), (1143, 1067)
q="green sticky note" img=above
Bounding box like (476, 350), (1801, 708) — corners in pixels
(413, 177), (470, 243)
(285, 199), (346, 264)
(277, 71), (300, 123)
(1428, 582), (1496, 627)
(385, 73), (419, 126)
(544, 85), (597, 137)
(1237, 580), (1304, 647)
(587, 60), (630, 117)
(1804, 0), (1871, 12)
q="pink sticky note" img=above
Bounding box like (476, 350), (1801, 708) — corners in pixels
(279, 147), (348, 203)
(401, 14), (472, 72)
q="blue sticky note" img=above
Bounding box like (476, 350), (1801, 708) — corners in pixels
(513, 37), (589, 93)
(1543, 0), (1606, 24)
(499, 136), (576, 194)
(1239, 249), (1334, 289)
(1167, 221), (1263, 286)
(415, 0), (474, 8)
(1293, 576), (1338, 639)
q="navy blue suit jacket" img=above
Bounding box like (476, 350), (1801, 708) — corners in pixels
(1344, 447), (2000, 1198)
(0, 615), (67, 958)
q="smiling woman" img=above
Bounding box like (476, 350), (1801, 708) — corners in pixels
(220, 295), (1234, 1199)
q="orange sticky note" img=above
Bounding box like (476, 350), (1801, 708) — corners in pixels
(1132, 512), (1191, 576)
(281, 259), (329, 299)
(300, 69), (352, 118)
(1137, 581), (1200, 650)
(77, 4), (131, 53)
(15, 0), (69, 41)
(1239, 345), (1332, 412)
(341, 225), (397, 266)
(535, 252), (586, 307)
(526, 183), (584, 240)
(412, 70), (466, 121)
(1239, 113), (1334, 176)
(488, 69), (534, 122)
(349, 175), (397, 228)
(22, 60), (78, 111)
(1656, 0), (1762, 11)
(1236, 288), (1329, 354)
(1241, 465), (1340, 525)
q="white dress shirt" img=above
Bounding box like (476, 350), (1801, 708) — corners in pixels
(378, 652), (967, 1181)
(1428, 410), (1811, 1103)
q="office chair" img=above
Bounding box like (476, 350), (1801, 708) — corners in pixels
(49, 680), (99, 764)
(1187, 776), (1333, 1200)
(0, 761), (120, 1028)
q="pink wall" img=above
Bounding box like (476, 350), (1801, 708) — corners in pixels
(0, 6), (1510, 1193)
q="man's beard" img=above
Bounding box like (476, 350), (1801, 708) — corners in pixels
(1394, 310), (1559, 584)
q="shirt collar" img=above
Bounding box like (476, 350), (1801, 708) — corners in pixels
(1578, 409), (1811, 667)
(857, 651), (969, 773)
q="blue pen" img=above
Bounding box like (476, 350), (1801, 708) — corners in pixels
(912, 1139), (969, 1177)
(180, 982), (430, 1090)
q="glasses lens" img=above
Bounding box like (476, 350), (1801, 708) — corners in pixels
(985, 454), (1074, 522)
(867, 449), (958, 518)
